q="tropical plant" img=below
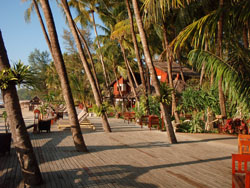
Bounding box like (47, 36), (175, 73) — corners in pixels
(0, 61), (33, 89)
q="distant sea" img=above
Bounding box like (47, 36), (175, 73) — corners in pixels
(0, 100), (3, 105)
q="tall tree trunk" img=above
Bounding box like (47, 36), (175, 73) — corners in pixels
(75, 24), (101, 98)
(0, 31), (42, 186)
(40, 0), (88, 151)
(217, 0), (226, 118)
(163, 24), (180, 124)
(243, 25), (249, 48)
(90, 11), (109, 89)
(199, 41), (208, 87)
(146, 64), (151, 95)
(113, 62), (123, 98)
(125, 0), (149, 114)
(125, 0), (146, 92)
(61, 0), (111, 132)
(247, 21), (250, 48)
(32, 0), (52, 53)
(127, 61), (139, 88)
(119, 40), (139, 102)
(132, 0), (177, 143)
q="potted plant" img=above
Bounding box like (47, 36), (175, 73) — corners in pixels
(0, 110), (12, 156)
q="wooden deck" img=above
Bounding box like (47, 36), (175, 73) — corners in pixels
(0, 117), (237, 188)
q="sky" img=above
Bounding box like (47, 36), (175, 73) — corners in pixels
(0, 0), (102, 65)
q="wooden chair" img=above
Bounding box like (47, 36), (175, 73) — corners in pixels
(232, 154), (250, 188)
(148, 115), (160, 130)
(238, 134), (250, 154)
(123, 112), (135, 124)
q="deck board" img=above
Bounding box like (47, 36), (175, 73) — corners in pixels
(0, 117), (237, 187)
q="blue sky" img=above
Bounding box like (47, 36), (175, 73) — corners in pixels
(0, 0), (102, 65)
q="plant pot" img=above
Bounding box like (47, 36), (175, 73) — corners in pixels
(0, 133), (11, 156)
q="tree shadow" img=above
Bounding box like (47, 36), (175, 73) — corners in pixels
(178, 136), (237, 144)
(37, 155), (231, 187)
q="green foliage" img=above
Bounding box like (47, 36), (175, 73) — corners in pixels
(12, 60), (34, 87)
(133, 95), (161, 118)
(92, 101), (109, 117)
(0, 69), (17, 89)
(159, 82), (173, 104)
(178, 87), (220, 115)
(177, 112), (205, 133)
(0, 61), (32, 89)
(39, 104), (49, 116)
(17, 88), (33, 100)
(188, 48), (250, 114)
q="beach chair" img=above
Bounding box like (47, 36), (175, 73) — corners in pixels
(77, 110), (89, 124)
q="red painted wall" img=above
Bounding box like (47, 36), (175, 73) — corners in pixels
(155, 67), (168, 83)
(113, 77), (131, 97)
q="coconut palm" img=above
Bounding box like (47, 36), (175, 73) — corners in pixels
(131, 0), (177, 144)
(69, 0), (110, 90)
(39, 0), (88, 151)
(172, 0), (250, 117)
(0, 31), (43, 186)
(60, 0), (112, 132)
(125, 0), (147, 95)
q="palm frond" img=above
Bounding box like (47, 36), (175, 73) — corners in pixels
(188, 49), (250, 112)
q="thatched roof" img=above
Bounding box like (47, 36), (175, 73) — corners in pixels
(29, 96), (43, 105)
(153, 61), (200, 78)
(125, 84), (155, 99)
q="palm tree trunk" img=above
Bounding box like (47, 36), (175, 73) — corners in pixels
(112, 62), (123, 98)
(0, 31), (42, 186)
(119, 40), (139, 102)
(40, 0), (88, 151)
(90, 11), (109, 88)
(243, 25), (249, 48)
(61, 0), (111, 132)
(199, 41), (208, 86)
(125, 0), (146, 91)
(32, 0), (52, 53)
(127, 61), (139, 88)
(75, 25), (101, 98)
(132, 0), (177, 144)
(163, 24), (180, 124)
(247, 21), (250, 48)
(217, 0), (226, 118)
(146, 64), (151, 94)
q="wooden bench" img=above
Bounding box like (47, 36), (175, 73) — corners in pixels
(123, 112), (135, 124)
(38, 119), (52, 133)
(232, 154), (250, 188)
(238, 134), (250, 154)
(139, 115), (161, 130)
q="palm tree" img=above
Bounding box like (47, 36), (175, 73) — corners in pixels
(60, 0), (112, 132)
(39, 0), (88, 151)
(125, 0), (146, 94)
(143, 0), (181, 124)
(131, 0), (177, 144)
(23, 0), (52, 53)
(217, 0), (226, 118)
(0, 31), (43, 186)
(69, 0), (110, 90)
